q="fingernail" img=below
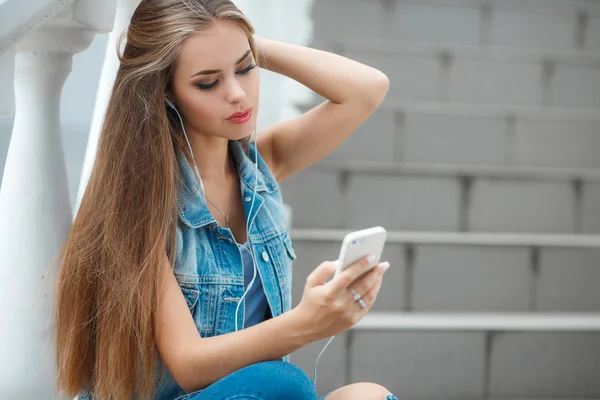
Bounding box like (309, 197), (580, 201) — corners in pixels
(367, 255), (376, 264)
(380, 262), (390, 272)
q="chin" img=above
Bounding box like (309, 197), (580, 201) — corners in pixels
(229, 125), (256, 141)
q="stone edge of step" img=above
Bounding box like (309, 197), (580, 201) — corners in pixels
(305, 161), (600, 184)
(289, 229), (600, 248)
(356, 311), (600, 331)
(336, 38), (600, 66)
(347, 0), (600, 17)
(380, 101), (600, 121)
(296, 100), (600, 122)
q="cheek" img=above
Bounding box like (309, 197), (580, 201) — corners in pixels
(248, 73), (260, 101)
(187, 94), (220, 124)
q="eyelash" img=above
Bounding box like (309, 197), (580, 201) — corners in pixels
(196, 64), (256, 91)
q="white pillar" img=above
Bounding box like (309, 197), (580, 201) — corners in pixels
(76, 0), (141, 213)
(233, 0), (314, 229)
(0, 0), (115, 397)
(0, 27), (95, 399)
(232, 0), (313, 124)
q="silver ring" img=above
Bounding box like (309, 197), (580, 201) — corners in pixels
(358, 299), (367, 310)
(350, 287), (361, 301)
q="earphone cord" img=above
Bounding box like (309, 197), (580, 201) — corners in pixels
(166, 98), (259, 334)
(234, 129), (259, 333)
(167, 99), (326, 389)
(313, 335), (336, 388)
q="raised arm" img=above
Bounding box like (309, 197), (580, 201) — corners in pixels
(255, 37), (389, 182)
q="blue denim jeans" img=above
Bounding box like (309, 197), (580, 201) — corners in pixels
(173, 361), (397, 400)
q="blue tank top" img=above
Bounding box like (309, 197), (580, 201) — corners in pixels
(238, 241), (269, 328)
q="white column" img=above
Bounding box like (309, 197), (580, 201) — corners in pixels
(232, 0), (284, 129)
(233, 0), (315, 228)
(273, 0), (315, 122)
(76, 0), (141, 212)
(0, 0), (116, 394)
(0, 27), (93, 399)
(232, 0), (313, 123)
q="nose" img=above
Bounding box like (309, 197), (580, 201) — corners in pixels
(226, 78), (246, 104)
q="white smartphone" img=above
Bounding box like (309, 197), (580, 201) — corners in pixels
(335, 226), (387, 276)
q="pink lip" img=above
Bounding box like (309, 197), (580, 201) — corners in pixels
(227, 108), (252, 124)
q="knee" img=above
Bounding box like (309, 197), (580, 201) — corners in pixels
(328, 382), (394, 400)
(242, 361), (317, 400)
(355, 383), (394, 400)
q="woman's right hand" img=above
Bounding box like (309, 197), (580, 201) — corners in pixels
(294, 256), (390, 341)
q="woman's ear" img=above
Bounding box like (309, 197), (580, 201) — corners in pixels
(164, 96), (177, 111)
(164, 86), (175, 104)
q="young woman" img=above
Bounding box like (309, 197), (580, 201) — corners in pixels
(54, 1), (392, 399)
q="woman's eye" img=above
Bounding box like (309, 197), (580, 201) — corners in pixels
(237, 64), (256, 75)
(196, 80), (219, 90)
(196, 64), (255, 91)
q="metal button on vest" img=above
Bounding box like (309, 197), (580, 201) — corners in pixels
(245, 196), (251, 202)
(262, 251), (269, 262)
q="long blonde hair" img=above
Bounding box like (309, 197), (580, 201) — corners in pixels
(54, 1), (260, 398)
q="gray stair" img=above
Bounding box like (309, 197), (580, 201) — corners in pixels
(312, 0), (600, 53)
(291, 312), (600, 399)
(289, 230), (600, 397)
(319, 102), (600, 170)
(281, 163), (600, 233)
(334, 40), (600, 108)
(290, 1), (600, 398)
(289, 229), (600, 313)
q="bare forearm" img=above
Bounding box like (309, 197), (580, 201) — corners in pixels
(180, 308), (314, 392)
(256, 37), (388, 105)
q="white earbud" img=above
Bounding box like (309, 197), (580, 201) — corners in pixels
(164, 96), (177, 111)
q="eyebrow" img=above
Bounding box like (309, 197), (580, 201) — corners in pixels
(190, 49), (253, 78)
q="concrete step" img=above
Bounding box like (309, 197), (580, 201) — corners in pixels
(330, 39), (600, 108)
(281, 162), (600, 234)
(291, 311), (600, 399)
(312, 0), (600, 53)
(315, 101), (600, 170)
(289, 229), (600, 313)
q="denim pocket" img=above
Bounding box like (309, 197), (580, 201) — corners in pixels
(174, 275), (206, 336)
(178, 284), (199, 311)
(283, 233), (297, 261)
(190, 276), (244, 337)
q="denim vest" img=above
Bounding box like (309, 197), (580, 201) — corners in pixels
(152, 140), (296, 399)
(79, 140), (296, 400)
